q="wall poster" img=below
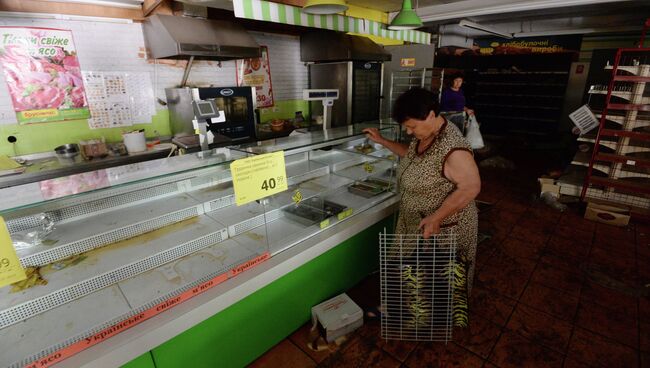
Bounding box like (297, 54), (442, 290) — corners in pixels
(235, 45), (274, 108)
(0, 27), (90, 124)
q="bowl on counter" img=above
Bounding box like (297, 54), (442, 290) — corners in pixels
(270, 119), (285, 132)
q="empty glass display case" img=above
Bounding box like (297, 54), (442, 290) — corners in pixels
(0, 122), (399, 367)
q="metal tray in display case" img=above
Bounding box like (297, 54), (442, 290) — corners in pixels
(282, 204), (328, 226)
(301, 197), (347, 217)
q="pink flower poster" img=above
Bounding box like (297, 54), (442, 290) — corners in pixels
(236, 46), (274, 108)
(0, 27), (90, 124)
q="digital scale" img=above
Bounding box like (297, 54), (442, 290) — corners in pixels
(303, 89), (339, 130)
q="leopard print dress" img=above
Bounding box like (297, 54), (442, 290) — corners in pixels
(395, 121), (479, 293)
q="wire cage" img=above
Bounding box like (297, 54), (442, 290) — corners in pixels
(379, 229), (457, 342)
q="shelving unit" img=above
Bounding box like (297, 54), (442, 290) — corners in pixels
(388, 68), (444, 118)
(580, 45), (650, 218)
(472, 53), (574, 135)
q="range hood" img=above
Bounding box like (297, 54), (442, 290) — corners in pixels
(143, 14), (261, 60)
(301, 31), (391, 62)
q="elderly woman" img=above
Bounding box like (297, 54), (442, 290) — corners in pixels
(363, 88), (480, 325)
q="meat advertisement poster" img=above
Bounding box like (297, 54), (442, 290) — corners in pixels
(235, 46), (274, 108)
(0, 27), (90, 124)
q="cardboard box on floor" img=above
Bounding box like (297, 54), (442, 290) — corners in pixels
(311, 293), (363, 343)
(584, 202), (630, 227)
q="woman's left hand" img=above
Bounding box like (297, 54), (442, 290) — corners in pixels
(465, 108), (475, 116)
(419, 215), (441, 239)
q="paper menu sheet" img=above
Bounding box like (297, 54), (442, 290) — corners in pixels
(82, 71), (156, 129)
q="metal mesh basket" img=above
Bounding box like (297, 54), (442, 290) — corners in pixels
(379, 229), (457, 342)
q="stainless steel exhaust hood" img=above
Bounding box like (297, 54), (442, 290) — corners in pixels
(301, 31), (391, 62)
(143, 14), (261, 60)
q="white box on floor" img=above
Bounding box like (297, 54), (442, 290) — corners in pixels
(311, 293), (363, 343)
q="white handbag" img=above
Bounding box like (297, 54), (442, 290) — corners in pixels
(465, 115), (485, 150)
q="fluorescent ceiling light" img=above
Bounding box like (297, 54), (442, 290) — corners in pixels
(514, 26), (641, 37)
(459, 20), (513, 39)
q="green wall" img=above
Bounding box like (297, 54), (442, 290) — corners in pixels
(258, 99), (311, 123)
(120, 215), (392, 368)
(0, 110), (171, 157)
(1, 99), (309, 157)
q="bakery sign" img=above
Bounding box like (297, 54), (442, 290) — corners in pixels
(0, 27), (90, 124)
(235, 45), (274, 108)
(476, 35), (582, 55)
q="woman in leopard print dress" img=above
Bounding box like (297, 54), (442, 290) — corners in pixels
(363, 88), (480, 324)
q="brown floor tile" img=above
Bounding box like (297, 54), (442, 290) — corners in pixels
(641, 321), (650, 352)
(530, 260), (583, 297)
(488, 330), (563, 368)
(643, 351), (650, 368)
(477, 254), (536, 300)
(563, 356), (596, 368)
(289, 322), (343, 364)
(554, 224), (594, 246)
(482, 362), (499, 368)
(567, 327), (638, 368)
(404, 342), (484, 368)
(538, 252), (585, 277)
(595, 224), (636, 243)
(509, 225), (551, 248)
(469, 286), (517, 326)
(642, 298), (650, 324)
(346, 273), (380, 311)
(358, 320), (420, 363)
(505, 304), (572, 354)
(520, 281), (579, 322)
(589, 247), (637, 273)
(497, 237), (543, 261)
(249, 339), (316, 368)
(580, 280), (638, 319)
(319, 333), (400, 368)
(545, 235), (591, 259)
(575, 300), (638, 349)
(475, 245), (497, 271)
(453, 315), (502, 359)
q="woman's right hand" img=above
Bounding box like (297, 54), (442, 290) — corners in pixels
(362, 128), (384, 144)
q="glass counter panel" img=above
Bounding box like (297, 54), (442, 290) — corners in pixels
(229, 120), (398, 156)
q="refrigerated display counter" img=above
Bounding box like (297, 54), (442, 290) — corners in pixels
(0, 122), (400, 368)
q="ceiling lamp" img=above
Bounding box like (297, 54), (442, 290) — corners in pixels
(388, 0), (423, 30)
(302, 0), (348, 14)
(459, 20), (513, 39)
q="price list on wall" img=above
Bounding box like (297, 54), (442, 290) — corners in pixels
(82, 71), (156, 129)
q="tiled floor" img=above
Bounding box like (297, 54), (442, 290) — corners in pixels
(249, 158), (650, 368)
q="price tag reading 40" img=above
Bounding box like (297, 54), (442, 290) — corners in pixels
(0, 216), (26, 288)
(230, 151), (288, 206)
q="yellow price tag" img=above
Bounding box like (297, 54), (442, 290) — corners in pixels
(363, 162), (374, 173)
(292, 190), (303, 205)
(230, 151), (288, 206)
(337, 208), (354, 221)
(319, 219), (330, 229)
(0, 216), (26, 288)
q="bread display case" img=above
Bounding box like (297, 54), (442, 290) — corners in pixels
(0, 122), (399, 368)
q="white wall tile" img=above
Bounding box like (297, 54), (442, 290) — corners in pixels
(0, 18), (308, 125)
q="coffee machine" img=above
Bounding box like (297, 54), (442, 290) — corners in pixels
(166, 87), (257, 151)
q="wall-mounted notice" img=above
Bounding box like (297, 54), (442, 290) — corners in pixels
(0, 27), (90, 124)
(82, 71), (155, 129)
(236, 46), (274, 108)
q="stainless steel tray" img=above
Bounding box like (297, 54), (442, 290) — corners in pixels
(282, 204), (328, 226)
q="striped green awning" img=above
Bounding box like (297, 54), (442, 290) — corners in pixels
(233, 0), (432, 45)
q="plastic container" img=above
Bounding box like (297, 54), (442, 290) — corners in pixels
(123, 131), (146, 154)
(80, 138), (108, 159)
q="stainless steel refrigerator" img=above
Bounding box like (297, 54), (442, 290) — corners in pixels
(308, 61), (384, 127)
(301, 31), (390, 127)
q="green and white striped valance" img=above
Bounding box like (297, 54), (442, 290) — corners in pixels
(233, 0), (432, 45)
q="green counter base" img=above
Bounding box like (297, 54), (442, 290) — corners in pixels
(122, 215), (394, 368)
